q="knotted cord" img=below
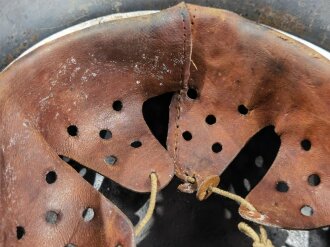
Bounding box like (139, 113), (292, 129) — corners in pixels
(134, 172), (275, 247)
(186, 176), (274, 247)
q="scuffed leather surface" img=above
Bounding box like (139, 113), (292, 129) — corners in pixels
(167, 4), (330, 229)
(0, 3), (191, 246)
(1, 4), (192, 193)
(1, 2), (330, 246)
(0, 114), (134, 246)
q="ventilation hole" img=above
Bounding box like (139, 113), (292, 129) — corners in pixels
(45, 171), (57, 184)
(238, 104), (249, 115)
(301, 139), (311, 151)
(212, 142), (222, 153)
(131, 141), (142, 148)
(99, 129), (112, 140)
(308, 174), (321, 186)
(300, 205), (313, 216)
(142, 92), (174, 148)
(205, 115), (216, 125)
(105, 155), (117, 165)
(187, 88), (198, 99)
(59, 154), (149, 228)
(112, 100), (123, 111)
(16, 226), (25, 240)
(82, 208), (95, 222)
(65, 244), (76, 247)
(255, 156), (264, 168)
(276, 181), (289, 192)
(67, 125), (78, 136)
(45, 211), (59, 224)
(219, 126), (281, 198)
(116, 244), (123, 247)
(182, 131), (192, 141)
(60, 155), (100, 186)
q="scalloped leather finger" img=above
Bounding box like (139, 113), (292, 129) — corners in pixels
(0, 3), (192, 246)
(0, 3), (191, 193)
(0, 106), (134, 246)
(167, 4), (330, 229)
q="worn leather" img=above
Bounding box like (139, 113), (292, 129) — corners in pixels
(0, 4), (191, 246)
(1, 2), (329, 246)
(168, 4), (330, 229)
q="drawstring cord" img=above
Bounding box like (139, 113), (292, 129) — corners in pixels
(238, 222), (274, 247)
(133, 172), (274, 247)
(209, 187), (256, 211)
(187, 176), (274, 247)
(134, 172), (158, 237)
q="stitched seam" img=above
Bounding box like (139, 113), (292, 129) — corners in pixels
(174, 10), (188, 170)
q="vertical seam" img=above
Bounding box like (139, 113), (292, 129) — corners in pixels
(173, 9), (188, 170)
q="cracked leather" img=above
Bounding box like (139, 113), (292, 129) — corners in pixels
(1, 2), (329, 247)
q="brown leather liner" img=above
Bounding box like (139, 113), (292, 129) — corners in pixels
(1, 2), (330, 246)
(0, 113), (134, 246)
(0, 3), (191, 246)
(0, 3), (192, 193)
(168, 4), (330, 229)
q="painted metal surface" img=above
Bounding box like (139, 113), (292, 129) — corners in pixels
(0, 0), (329, 70)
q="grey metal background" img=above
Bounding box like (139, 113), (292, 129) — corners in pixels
(0, 0), (329, 70)
(1, 0), (329, 246)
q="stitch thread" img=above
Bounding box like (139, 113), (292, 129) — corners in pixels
(173, 10), (188, 174)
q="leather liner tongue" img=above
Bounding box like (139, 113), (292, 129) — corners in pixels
(1, 3), (330, 247)
(168, 3), (330, 229)
(0, 108), (134, 246)
(0, 3), (191, 246)
(0, 3), (192, 193)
